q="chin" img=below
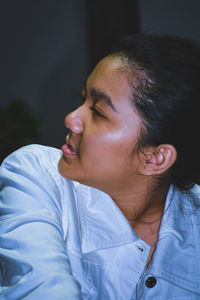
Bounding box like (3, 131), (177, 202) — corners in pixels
(58, 156), (84, 183)
(58, 157), (73, 179)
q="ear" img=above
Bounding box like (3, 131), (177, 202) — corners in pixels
(138, 144), (177, 176)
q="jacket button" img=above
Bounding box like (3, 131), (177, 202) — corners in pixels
(145, 276), (157, 288)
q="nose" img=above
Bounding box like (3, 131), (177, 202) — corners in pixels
(64, 106), (84, 134)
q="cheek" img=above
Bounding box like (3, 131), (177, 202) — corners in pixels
(80, 127), (136, 160)
(102, 127), (139, 153)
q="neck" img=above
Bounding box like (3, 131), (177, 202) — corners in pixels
(110, 180), (168, 266)
(111, 183), (168, 227)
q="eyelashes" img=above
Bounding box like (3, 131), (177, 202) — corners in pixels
(89, 106), (104, 118)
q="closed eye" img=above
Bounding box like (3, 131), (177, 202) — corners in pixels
(90, 106), (104, 118)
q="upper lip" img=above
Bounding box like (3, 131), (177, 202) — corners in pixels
(66, 136), (79, 153)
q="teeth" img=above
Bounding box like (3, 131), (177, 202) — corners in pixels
(68, 144), (78, 153)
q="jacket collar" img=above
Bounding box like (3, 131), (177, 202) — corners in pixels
(74, 183), (145, 253)
(149, 185), (200, 294)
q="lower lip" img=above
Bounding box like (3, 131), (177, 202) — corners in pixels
(61, 144), (78, 156)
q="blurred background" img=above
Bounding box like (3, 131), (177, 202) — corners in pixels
(1, 0), (200, 163)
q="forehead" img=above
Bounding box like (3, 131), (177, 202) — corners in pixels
(86, 55), (132, 103)
(92, 55), (125, 73)
(88, 55), (126, 83)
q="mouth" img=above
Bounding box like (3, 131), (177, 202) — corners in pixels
(61, 138), (79, 157)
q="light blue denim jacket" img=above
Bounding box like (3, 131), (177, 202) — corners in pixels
(0, 145), (200, 300)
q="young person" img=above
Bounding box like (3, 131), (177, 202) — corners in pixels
(1, 34), (200, 299)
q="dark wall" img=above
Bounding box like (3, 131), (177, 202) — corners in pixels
(139, 0), (200, 42)
(0, 0), (88, 157)
(86, 0), (139, 69)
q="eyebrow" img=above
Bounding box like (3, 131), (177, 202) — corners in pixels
(88, 88), (118, 113)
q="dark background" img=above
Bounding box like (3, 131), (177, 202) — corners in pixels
(1, 0), (200, 162)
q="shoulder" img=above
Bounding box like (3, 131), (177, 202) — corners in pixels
(1, 144), (62, 183)
(0, 144), (73, 208)
(0, 144), (87, 205)
(0, 145), (77, 238)
(1, 143), (61, 169)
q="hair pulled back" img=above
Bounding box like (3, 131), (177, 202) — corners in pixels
(112, 34), (200, 190)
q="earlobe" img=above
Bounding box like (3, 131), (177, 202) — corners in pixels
(139, 144), (177, 176)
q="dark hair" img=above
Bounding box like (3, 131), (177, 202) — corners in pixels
(112, 34), (200, 190)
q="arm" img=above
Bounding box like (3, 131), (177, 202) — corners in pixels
(0, 146), (82, 299)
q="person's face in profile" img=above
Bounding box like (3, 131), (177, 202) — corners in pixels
(58, 55), (143, 193)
